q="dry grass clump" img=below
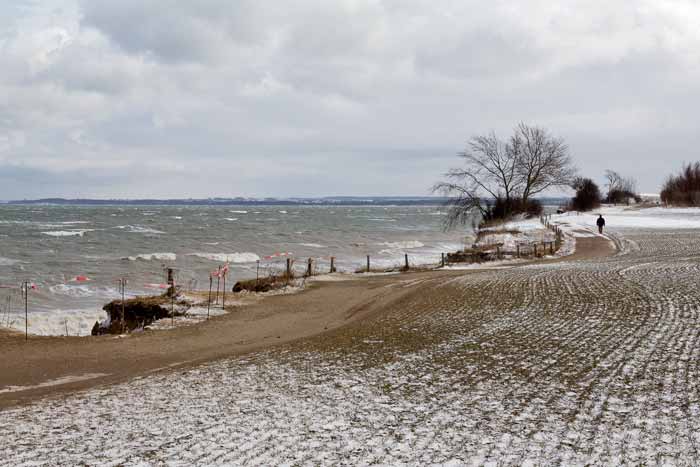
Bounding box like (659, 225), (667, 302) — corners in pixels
(232, 272), (295, 293)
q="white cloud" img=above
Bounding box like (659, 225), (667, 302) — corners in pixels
(0, 0), (699, 198)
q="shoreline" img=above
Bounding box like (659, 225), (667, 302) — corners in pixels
(0, 234), (615, 409)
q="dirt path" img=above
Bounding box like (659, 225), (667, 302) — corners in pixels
(0, 235), (615, 409)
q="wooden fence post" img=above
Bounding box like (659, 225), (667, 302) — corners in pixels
(207, 275), (212, 320)
(516, 245), (520, 258)
(214, 266), (220, 304)
(441, 253), (445, 268)
(23, 281), (28, 341)
(307, 258), (313, 277)
(330, 256), (336, 273)
(404, 254), (409, 271)
(167, 268), (175, 297)
(286, 258), (292, 278)
(367, 255), (370, 272)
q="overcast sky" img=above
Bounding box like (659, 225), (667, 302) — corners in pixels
(1, 0), (698, 199)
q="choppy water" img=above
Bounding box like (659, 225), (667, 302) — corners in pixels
(0, 204), (468, 335)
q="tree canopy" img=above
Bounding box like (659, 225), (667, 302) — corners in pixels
(435, 123), (576, 228)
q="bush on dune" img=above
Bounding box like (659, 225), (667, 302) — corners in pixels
(570, 177), (601, 211)
(481, 197), (542, 224)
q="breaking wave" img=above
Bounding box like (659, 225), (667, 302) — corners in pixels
(41, 230), (94, 237)
(116, 225), (166, 234)
(380, 241), (425, 250)
(190, 252), (260, 263)
(125, 253), (177, 261)
(49, 284), (122, 299)
(0, 257), (21, 266)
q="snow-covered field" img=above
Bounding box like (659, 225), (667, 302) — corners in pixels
(2, 207), (700, 465)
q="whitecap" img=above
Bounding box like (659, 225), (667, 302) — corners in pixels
(378, 240), (425, 254)
(0, 257), (21, 266)
(380, 240), (424, 249)
(117, 225), (166, 234)
(224, 218), (238, 221)
(49, 284), (122, 300)
(190, 252), (260, 263)
(41, 229), (94, 237)
(125, 253), (177, 261)
(230, 210), (248, 214)
(299, 243), (326, 248)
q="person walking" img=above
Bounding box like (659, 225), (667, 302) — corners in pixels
(596, 214), (606, 234)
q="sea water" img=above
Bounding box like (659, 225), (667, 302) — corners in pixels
(0, 204), (469, 335)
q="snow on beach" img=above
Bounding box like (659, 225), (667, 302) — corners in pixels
(553, 205), (700, 231)
(5, 206), (700, 464)
(4, 220), (700, 464)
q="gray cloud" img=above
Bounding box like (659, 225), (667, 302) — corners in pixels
(1, 0), (700, 198)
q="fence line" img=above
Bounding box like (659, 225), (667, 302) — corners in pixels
(0, 219), (570, 336)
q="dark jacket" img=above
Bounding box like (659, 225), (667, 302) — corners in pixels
(596, 217), (605, 227)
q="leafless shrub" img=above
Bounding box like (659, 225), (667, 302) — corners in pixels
(660, 162), (700, 206)
(604, 170), (640, 204)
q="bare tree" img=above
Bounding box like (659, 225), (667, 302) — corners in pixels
(511, 123), (576, 203)
(435, 123), (577, 229)
(433, 132), (519, 228)
(604, 170), (638, 203)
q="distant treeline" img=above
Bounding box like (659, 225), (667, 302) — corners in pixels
(3, 196), (570, 207)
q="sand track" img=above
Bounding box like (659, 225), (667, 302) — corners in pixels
(0, 236), (614, 409)
(5, 232), (667, 465)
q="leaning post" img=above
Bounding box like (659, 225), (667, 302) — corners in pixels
(214, 266), (221, 304)
(222, 269), (226, 310)
(120, 278), (126, 334)
(23, 281), (28, 341)
(207, 275), (213, 320)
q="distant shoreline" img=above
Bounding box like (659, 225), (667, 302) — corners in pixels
(1, 196), (571, 207)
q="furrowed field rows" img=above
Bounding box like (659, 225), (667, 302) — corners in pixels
(2, 229), (700, 465)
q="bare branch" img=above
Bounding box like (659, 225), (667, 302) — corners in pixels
(512, 123), (576, 202)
